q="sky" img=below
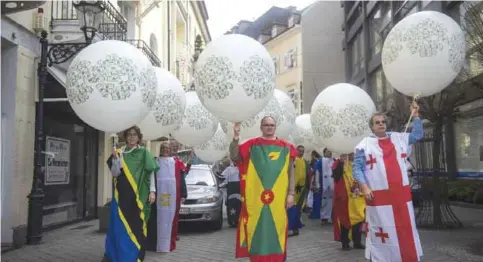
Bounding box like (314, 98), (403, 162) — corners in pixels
(205, 0), (317, 39)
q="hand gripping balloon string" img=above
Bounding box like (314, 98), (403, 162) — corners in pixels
(403, 93), (421, 133)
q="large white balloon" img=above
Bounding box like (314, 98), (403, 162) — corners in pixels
(194, 124), (229, 162)
(291, 114), (316, 150)
(311, 83), (376, 154)
(66, 40), (156, 132)
(194, 34), (275, 122)
(219, 94), (282, 140)
(137, 68), (186, 140)
(382, 11), (465, 97)
(172, 92), (218, 147)
(274, 89), (296, 139)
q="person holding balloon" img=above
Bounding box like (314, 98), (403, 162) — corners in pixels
(230, 116), (297, 262)
(352, 102), (424, 262)
(104, 126), (159, 262)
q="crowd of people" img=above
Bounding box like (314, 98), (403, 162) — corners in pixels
(102, 102), (424, 262)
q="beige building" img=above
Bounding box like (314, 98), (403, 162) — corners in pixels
(228, 3), (345, 114)
(1, 0), (210, 248)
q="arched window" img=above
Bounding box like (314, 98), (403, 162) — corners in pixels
(150, 33), (158, 56)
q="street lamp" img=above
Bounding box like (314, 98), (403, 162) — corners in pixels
(27, 0), (106, 245)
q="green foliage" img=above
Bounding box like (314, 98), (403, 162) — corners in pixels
(447, 180), (483, 204)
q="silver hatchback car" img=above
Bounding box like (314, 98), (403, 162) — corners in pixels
(179, 164), (224, 230)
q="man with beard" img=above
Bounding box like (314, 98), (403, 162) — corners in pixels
(146, 140), (186, 253)
(169, 138), (191, 241)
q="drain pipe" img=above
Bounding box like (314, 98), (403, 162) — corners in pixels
(167, 0), (171, 71)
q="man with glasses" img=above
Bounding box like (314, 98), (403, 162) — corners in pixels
(230, 116), (297, 262)
(352, 102), (424, 262)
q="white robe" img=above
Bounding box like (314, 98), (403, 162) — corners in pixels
(155, 157), (177, 253)
(356, 133), (423, 262)
(320, 157), (334, 221)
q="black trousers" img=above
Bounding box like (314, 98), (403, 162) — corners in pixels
(340, 222), (362, 246)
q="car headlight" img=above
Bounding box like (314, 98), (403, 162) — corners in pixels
(197, 196), (219, 204)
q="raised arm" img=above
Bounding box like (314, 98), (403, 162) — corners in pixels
(229, 139), (241, 163)
(408, 117), (423, 145)
(352, 149), (367, 185)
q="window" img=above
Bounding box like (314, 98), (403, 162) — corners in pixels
(272, 56), (279, 74)
(395, 1), (419, 22)
(370, 68), (384, 107)
(284, 48), (296, 70)
(287, 88), (297, 108)
(368, 2), (392, 56)
(370, 67), (397, 111)
(459, 2), (483, 77)
(149, 33), (158, 57)
(271, 26), (278, 38)
(349, 31), (364, 77)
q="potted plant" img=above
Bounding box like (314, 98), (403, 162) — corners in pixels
(98, 199), (111, 232)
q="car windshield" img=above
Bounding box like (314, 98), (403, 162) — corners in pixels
(185, 168), (216, 187)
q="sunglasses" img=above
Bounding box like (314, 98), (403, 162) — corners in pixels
(375, 120), (386, 125)
(262, 124), (276, 127)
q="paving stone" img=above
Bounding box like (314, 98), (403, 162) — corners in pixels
(2, 208), (482, 262)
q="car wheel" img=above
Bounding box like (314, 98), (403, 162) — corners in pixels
(211, 207), (223, 231)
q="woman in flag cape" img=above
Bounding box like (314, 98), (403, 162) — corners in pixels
(332, 153), (365, 250)
(104, 126), (159, 262)
(229, 116), (297, 262)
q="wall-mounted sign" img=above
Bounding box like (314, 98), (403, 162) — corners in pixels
(45, 136), (71, 185)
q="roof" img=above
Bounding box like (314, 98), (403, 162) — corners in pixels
(227, 6), (299, 40)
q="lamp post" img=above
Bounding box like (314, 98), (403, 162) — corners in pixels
(26, 0), (105, 245)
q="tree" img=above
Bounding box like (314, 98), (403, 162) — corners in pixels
(385, 1), (483, 228)
(192, 34), (204, 62)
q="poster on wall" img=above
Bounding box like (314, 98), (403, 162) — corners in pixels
(44, 136), (71, 185)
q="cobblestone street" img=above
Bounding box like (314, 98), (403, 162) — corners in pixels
(2, 206), (482, 262)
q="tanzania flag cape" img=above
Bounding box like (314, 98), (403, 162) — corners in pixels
(235, 137), (297, 262)
(332, 159), (365, 242)
(287, 157), (309, 230)
(105, 146), (159, 262)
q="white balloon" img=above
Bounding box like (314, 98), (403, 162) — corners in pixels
(137, 68), (186, 140)
(194, 124), (229, 162)
(172, 92), (218, 147)
(311, 83), (376, 154)
(219, 94), (281, 140)
(382, 11), (465, 97)
(291, 114), (316, 152)
(194, 34), (276, 122)
(66, 40), (156, 133)
(274, 89), (296, 139)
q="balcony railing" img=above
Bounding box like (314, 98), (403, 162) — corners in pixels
(125, 40), (162, 67)
(51, 0), (127, 40)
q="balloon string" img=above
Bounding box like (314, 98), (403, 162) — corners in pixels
(403, 93), (421, 133)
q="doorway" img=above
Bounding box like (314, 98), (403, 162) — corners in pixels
(41, 72), (98, 228)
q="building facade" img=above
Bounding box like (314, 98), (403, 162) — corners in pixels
(227, 7), (304, 114)
(1, 0), (210, 249)
(228, 4), (345, 114)
(301, 1), (345, 113)
(342, 1), (483, 178)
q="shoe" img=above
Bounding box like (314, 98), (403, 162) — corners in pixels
(342, 244), (351, 251)
(293, 229), (299, 236)
(354, 244), (365, 249)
